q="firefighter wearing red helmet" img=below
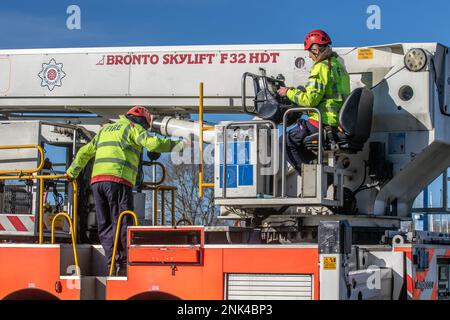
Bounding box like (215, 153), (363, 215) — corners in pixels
(277, 29), (350, 175)
(67, 106), (182, 276)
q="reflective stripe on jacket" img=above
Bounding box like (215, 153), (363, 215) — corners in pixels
(67, 115), (180, 186)
(286, 55), (350, 127)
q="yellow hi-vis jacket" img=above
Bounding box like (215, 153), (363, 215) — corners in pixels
(67, 115), (181, 186)
(286, 55), (350, 127)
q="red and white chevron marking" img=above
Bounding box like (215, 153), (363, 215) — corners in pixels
(405, 251), (414, 300)
(0, 215), (35, 233)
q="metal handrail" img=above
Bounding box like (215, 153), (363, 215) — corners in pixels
(51, 212), (79, 276)
(109, 210), (139, 277)
(142, 185), (176, 226)
(241, 72), (257, 114)
(281, 108), (322, 197)
(140, 160), (177, 226)
(0, 174), (77, 244)
(198, 82), (215, 198)
(141, 161), (166, 186)
(222, 120), (277, 199)
(0, 144), (45, 175)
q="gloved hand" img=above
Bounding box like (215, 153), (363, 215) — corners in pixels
(65, 173), (74, 182)
(147, 151), (161, 161)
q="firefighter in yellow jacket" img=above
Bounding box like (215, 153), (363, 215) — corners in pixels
(277, 30), (350, 174)
(67, 106), (181, 276)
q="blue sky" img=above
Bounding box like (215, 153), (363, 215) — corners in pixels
(0, 0), (449, 49)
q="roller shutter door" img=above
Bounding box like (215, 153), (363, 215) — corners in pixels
(226, 273), (313, 300)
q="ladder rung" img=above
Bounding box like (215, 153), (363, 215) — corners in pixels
(202, 183), (214, 188)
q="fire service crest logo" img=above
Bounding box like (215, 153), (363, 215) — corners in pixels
(38, 59), (66, 91)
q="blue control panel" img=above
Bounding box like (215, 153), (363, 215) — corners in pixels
(218, 141), (253, 188)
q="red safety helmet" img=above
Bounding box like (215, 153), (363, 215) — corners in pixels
(127, 106), (152, 128)
(304, 29), (332, 51)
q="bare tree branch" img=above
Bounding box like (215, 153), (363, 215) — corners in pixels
(144, 155), (218, 226)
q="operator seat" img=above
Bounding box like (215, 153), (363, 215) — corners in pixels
(303, 87), (374, 153)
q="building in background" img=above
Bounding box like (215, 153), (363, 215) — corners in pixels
(413, 168), (450, 233)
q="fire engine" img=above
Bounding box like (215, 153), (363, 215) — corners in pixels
(0, 42), (449, 300)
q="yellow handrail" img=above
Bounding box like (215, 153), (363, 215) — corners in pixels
(109, 210), (139, 277)
(72, 179), (78, 243)
(0, 174), (77, 244)
(198, 82), (215, 198)
(51, 212), (80, 276)
(0, 144), (45, 175)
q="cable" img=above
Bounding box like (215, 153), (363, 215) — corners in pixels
(353, 161), (368, 195)
(52, 183), (64, 213)
(353, 177), (389, 196)
(430, 56), (438, 83)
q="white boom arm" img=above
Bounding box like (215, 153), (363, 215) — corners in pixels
(0, 43), (421, 117)
(1, 42), (450, 217)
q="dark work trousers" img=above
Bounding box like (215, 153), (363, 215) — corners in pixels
(281, 119), (319, 175)
(91, 182), (133, 270)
